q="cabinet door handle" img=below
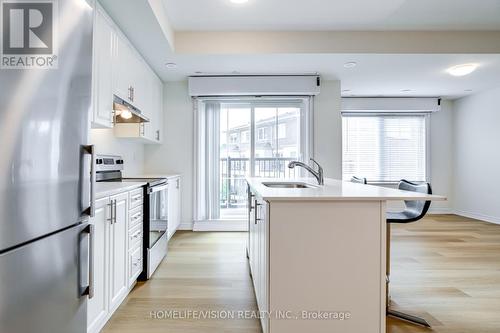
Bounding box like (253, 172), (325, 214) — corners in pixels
(107, 201), (113, 224)
(255, 201), (261, 224)
(248, 193), (255, 211)
(156, 130), (160, 141)
(176, 178), (179, 189)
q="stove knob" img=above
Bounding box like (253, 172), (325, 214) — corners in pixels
(116, 159), (124, 165)
(96, 159), (103, 165)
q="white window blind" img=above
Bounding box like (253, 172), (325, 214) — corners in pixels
(342, 114), (427, 183)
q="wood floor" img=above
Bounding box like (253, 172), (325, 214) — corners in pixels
(102, 214), (500, 333)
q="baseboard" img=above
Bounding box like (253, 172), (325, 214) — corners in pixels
(427, 208), (453, 214)
(453, 209), (500, 225)
(193, 220), (248, 231)
(178, 221), (194, 231)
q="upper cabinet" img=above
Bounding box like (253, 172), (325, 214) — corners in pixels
(90, 1), (163, 144)
(91, 4), (114, 128)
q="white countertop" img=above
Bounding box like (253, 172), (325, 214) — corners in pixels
(246, 177), (447, 202)
(96, 181), (147, 199)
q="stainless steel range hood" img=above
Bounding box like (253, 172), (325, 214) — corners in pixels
(113, 95), (150, 123)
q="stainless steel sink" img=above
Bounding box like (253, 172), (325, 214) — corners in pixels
(262, 181), (318, 189)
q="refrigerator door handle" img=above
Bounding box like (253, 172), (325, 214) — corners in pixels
(80, 224), (94, 298)
(83, 145), (96, 217)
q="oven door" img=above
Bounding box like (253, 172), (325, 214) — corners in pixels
(148, 183), (168, 248)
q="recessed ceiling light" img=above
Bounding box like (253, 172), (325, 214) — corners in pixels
(165, 62), (177, 69)
(230, 0), (248, 4)
(343, 62), (357, 68)
(401, 89), (412, 92)
(342, 89), (351, 92)
(464, 89), (473, 92)
(447, 63), (478, 77)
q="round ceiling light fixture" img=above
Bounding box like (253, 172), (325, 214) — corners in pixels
(165, 62), (178, 69)
(400, 89), (412, 92)
(343, 62), (357, 68)
(230, 0), (249, 4)
(446, 63), (478, 76)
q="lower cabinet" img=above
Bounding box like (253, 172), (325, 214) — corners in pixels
(248, 193), (269, 333)
(108, 192), (128, 312)
(87, 187), (144, 333)
(167, 176), (181, 240)
(87, 197), (110, 333)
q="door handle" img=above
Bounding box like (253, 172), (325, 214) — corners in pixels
(107, 200), (113, 224)
(80, 224), (94, 299)
(82, 145), (96, 217)
(113, 199), (117, 224)
(255, 201), (261, 224)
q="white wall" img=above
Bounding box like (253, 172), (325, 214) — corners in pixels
(314, 80), (342, 178)
(90, 128), (145, 176)
(142, 79), (454, 229)
(428, 100), (453, 213)
(452, 86), (500, 223)
(144, 81), (194, 228)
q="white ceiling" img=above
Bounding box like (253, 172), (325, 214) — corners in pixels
(100, 0), (500, 99)
(163, 0), (500, 31)
(161, 53), (500, 99)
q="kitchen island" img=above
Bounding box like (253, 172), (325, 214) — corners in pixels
(245, 177), (445, 333)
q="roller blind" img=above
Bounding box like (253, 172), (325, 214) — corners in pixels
(342, 114), (427, 183)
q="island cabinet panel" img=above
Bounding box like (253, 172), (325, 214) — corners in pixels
(247, 193), (270, 333)
(248, 198), (386, 333)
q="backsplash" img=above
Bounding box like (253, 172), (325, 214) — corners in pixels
(89, 128), (145, 176)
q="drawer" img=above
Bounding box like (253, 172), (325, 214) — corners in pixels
(128, 223), (143, 250)
(129, 205), (143, 230)
(129, 245), (143, 283)
(129, 188), (143, 209)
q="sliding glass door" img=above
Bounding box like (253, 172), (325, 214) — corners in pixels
(218, 99), (310, 219)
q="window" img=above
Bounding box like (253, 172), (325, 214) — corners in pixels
(195, 97), (312, 222)
(278, 123), (286, 139)
(241, 130), (249, 143)
(257, 127), (269, 141)
(342, 114), (427, 183)
(229, 133), (239, 143)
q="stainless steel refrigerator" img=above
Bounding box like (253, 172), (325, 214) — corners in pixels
(0, 0), (95, 332)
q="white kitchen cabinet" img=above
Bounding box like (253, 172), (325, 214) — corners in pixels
(91, 1), (163, 143)
(112, 33), (133, 105)
(247, 178), (388, 333)
(87, 187), (144, 333)
(108, 191), (128, 312)
(114, 67), (163, 144)
(143, 73), (163, 143)
(248, 193), (269, 333)
(87, 197), (110, 333)
(167, 176), (181, 239)
(112, 32), (149, 114)
(91, 3), (114, 128)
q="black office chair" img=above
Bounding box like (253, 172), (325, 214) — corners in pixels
(350, 176), (367, 184)
(386, 180), (432, 328)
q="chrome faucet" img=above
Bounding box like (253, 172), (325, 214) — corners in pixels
(288, 158), (324, 185)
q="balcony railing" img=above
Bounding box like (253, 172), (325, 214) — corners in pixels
(220, 157), (297, 209)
